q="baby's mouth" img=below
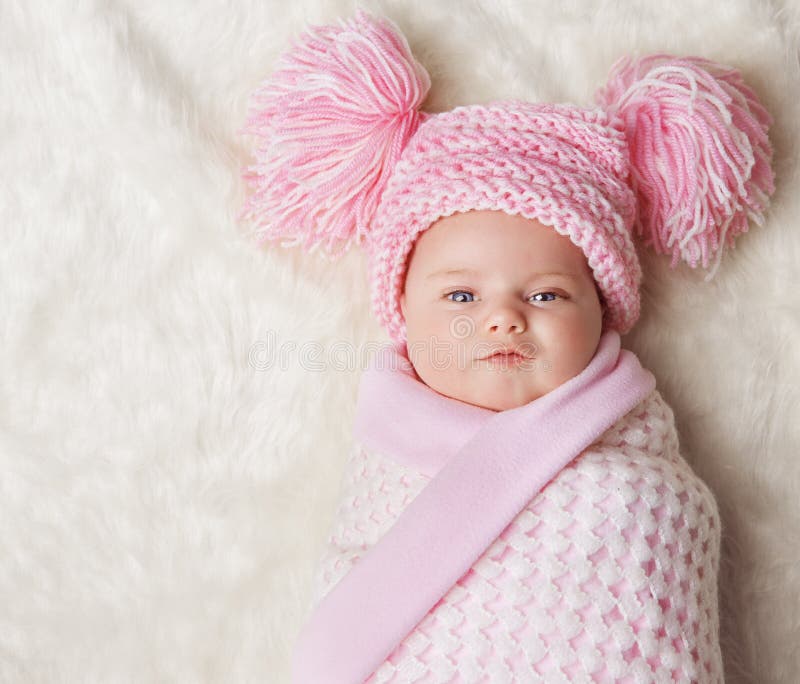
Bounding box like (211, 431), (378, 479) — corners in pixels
(479, 351), (535, 368)
(476, 344), (538, 362)
(487, 351), (524, 360)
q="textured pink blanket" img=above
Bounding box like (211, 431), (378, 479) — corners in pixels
(293, 332), (723, 682)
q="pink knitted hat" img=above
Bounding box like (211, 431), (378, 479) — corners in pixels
(241, 10), (775, 342)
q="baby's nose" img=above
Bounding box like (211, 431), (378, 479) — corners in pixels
(485, 304), (526, 334)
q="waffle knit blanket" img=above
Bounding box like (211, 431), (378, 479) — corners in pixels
(292, 331), (723, 683)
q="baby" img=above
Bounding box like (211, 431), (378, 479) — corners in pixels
(241, 10), (775, 683)
(400, 209), (605, 413)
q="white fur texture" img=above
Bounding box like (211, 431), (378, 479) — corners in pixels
(1, 1), (798, 682)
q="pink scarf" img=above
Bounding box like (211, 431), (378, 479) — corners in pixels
(292, 330), (655, 683)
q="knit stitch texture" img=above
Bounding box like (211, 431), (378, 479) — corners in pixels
(367, 102), (641, 342)
(314, 390), (723, 683)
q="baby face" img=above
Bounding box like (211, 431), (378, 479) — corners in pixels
(400, 210), (604, 412)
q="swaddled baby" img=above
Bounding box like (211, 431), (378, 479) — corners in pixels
(240, 10), (775, 683)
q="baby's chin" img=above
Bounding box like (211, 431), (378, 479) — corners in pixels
(431, 374), (551, 412)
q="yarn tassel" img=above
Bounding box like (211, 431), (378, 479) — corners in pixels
(596, 54), (775, 278)
(240, 9), (430, 257)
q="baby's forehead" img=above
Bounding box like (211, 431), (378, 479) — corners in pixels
(402, 210), (598, 290)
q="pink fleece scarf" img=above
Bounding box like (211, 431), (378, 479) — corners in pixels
(292, 330), (655, 683)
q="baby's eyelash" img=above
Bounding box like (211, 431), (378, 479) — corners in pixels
(445, 289), (475, 303)
(444, 290), (565, 304)
(529, 291), (562, 302)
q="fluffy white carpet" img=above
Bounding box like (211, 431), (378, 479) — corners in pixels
(2, 1), (798, 682)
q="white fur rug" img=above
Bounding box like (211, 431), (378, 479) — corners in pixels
(3, 1), (798, 682)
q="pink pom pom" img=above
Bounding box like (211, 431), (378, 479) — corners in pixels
(240, 10), (430, 257)
(595, 54), (775, 278)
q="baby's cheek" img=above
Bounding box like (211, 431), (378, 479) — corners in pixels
(422, 365), (473, 406)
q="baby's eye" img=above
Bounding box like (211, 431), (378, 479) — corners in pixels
(446, 290), (475, 303)
(529, 292), (560, 303)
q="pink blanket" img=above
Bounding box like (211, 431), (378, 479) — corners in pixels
(292, 331), (723, 682)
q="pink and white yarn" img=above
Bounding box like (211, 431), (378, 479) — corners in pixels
(596, 54), (775, 278)
(240, 10), (429, 256)
(241, 9), (775, 340)
(368, 103), (642, 338)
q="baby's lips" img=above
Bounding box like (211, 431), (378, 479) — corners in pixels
(475, 341), (538, 361)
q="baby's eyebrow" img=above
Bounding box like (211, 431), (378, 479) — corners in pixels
(425, 268), (481, 280)
(425, 268), (579, 281)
